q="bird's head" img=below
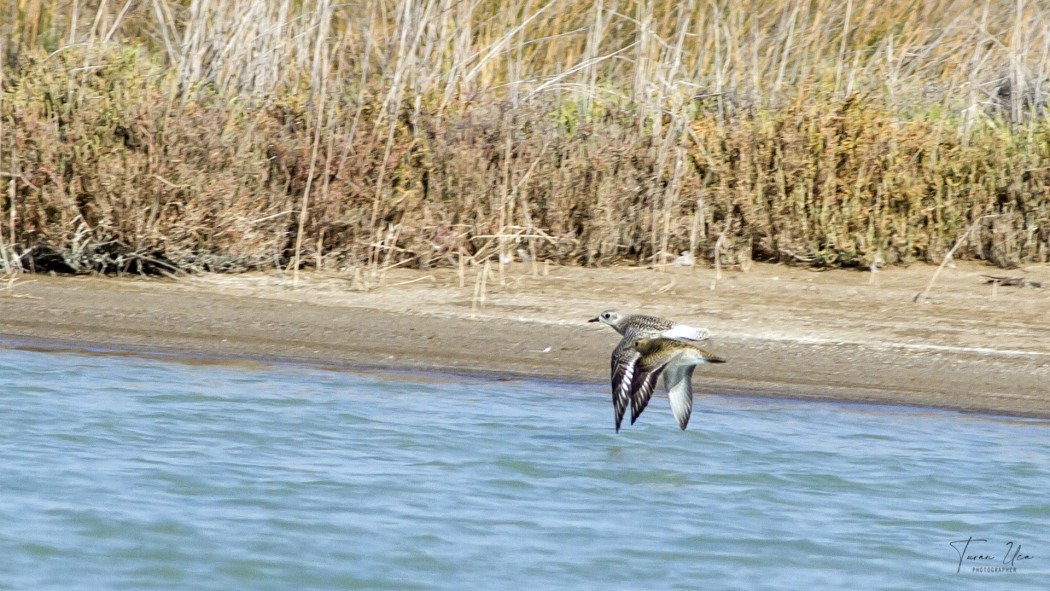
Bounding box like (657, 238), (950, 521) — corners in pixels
(588, 310), (624, 327)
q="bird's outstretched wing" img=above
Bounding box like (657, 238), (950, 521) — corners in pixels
(629, 352), (675, 425)
(610, 335), (639, 432)
(663, 363), (696, 430)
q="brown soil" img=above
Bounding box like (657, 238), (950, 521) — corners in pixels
(1, 262), (1048, 418)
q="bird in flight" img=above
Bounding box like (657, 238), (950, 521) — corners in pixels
(589, 311), (719, 430)
(629, 337), (726, 430)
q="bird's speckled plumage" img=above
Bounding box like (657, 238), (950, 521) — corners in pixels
(588, 310), (711, 341)
(630, 337), (726, 430)
(589, 311), (712, 431)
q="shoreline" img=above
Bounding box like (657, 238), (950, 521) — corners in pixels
(2, 262), (1049, 419)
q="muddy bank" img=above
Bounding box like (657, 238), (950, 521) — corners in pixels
(1, 262), (1048, 418)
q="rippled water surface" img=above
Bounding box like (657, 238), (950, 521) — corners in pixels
(2, 346), (1049, 589)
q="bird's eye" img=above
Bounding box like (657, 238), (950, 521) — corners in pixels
(602, 312), (611, 319)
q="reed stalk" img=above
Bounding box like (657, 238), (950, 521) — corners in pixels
(2, 0), (1050, 276)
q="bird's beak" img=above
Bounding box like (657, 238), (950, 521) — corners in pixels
(588, 317), (600, 323)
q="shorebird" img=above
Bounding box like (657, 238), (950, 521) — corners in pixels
(630, 337), (726, 430)
(589, 311), (711, 431)
(589, 311), (711, 342)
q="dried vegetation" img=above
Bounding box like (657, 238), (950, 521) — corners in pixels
(2, 0), (1050, 275)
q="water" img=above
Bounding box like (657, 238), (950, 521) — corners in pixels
(1, 346), (1048, 590)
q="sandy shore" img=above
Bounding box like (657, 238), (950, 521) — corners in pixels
(1, 261), (1048, 418)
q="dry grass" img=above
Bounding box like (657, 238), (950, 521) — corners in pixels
(2, 0), (1050, 274)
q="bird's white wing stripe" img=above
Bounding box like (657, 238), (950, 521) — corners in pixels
(661, 324), (710, 341)
(610, 337), (640, 432)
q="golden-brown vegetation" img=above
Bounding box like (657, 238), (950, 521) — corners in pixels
(2, 0), (1049, 274)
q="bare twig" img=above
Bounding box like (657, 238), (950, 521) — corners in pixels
(915, 214), (999, 303)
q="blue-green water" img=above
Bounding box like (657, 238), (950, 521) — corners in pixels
(2, 346), (1048, 590)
